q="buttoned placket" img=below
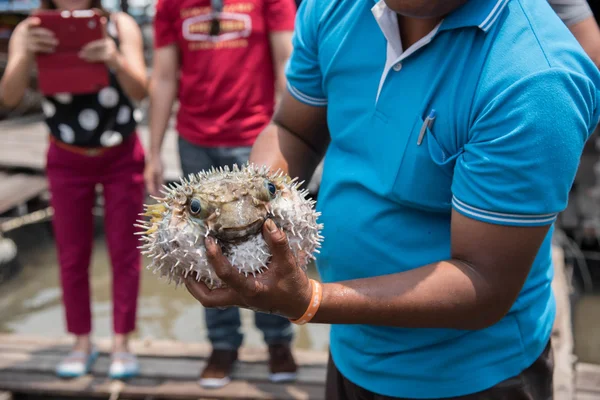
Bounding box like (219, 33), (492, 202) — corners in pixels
(372, 0), (442, 103)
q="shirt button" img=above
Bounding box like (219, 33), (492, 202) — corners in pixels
(393, 63), (402, 71)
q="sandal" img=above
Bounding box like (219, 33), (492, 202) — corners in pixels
(109, 351), (140, 380)
(55, 348), (98, 378)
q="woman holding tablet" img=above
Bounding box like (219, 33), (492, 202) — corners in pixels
(0, 0), (148, 380)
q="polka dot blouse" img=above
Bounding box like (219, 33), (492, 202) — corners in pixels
(41, 18), (140, 149)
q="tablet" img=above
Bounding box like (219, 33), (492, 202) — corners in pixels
(34, 9), (110, 96)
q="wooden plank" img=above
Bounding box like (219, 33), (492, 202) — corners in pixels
(574, 295), (600, 365)
(0, 334), (327, 399)
(0, 334), (329, 365)
(576, 393), (600, 400)
(2, 333), (600, 399)
(577, 363), (600, 394)
(0, 371), (324, 400)
(0, 351), (326, 385)
(0, 173), (48, 215)
(551, 245), (576, 400)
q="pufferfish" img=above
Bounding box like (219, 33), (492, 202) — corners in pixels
(136, 163), (324, 288)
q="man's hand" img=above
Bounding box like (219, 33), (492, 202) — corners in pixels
(144, 156), (164, 197)
(184, 219), (313, 320)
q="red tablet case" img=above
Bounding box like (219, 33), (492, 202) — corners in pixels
(35, 10), (110, 96)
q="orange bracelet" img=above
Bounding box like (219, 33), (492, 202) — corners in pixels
(290, 279), (322, 325)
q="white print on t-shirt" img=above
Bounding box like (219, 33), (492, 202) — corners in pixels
(182, 12), (251, 43)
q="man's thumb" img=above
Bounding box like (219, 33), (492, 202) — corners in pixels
(264, 219), (289, 253)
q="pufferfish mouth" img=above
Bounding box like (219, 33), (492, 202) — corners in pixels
(214, 218), (266, 242)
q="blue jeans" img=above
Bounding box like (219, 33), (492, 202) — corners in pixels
(177, 136), (294, 350)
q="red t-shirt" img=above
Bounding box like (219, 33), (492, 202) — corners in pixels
(153, 0), (296, 147)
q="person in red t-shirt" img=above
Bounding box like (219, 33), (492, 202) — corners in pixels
(146, 0), (297, 389)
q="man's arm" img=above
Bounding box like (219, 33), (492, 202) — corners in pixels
(263, 0), (296, 104)
(145, 44), (178, 195)
(251, 0), (326, 182)
(144, 0), (179, 196)
(269, 31), (293, 105)
(311, 213), (549, 329)
(191, 68), (598, 331)
(251, 91), (551, 330)
(249, 91), (329, 185)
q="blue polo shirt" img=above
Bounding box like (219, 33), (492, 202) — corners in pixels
(286, 0), (600, 398)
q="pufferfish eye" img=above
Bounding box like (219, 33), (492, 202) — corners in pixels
(189, 198), (202, 215)
(265, 181), (277, 198)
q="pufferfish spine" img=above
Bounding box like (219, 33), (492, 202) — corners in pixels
(135, 163), (324, 288)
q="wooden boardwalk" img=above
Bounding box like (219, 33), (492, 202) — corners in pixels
(0, 171), (47, 216)
(0, 334), (327, 400)
(0, 334), (598, 400)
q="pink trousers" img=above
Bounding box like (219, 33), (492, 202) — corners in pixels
(46, 134), (145, 335)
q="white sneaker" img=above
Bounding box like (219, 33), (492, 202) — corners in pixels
(109, 352), (140, 380)
(55, 348), (98, 378)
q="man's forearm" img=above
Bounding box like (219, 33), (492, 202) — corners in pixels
(274, 69), (287, 106)
(312, 259), (511, 330)
(148, 78), (177, 157)
(249, 121), (324, 185)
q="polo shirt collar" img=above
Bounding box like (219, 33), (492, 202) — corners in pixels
(371, 0), (510, 34)
(439, 0), (511, 32)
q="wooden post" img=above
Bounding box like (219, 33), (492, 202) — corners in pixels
(551, 245), (575, 400)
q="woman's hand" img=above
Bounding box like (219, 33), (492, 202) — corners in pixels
(78, 17), (121, 70)
(184, 219), (313, 320)
(22, 17), (58, 55)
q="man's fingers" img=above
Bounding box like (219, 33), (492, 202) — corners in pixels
(205, 236), (250, 292)
(184, 277), (240, 308)
(263, 219), (296, 272)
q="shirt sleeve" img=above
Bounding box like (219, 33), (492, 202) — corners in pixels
(451, 69), (600, 227)
(284, 0), (327, 107)
(264, 0), (296, 32)
(153, 0), (178, 49)
(548, 0), (593, 27)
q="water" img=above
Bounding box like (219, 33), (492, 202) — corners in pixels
(0, 218), (331, 351)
